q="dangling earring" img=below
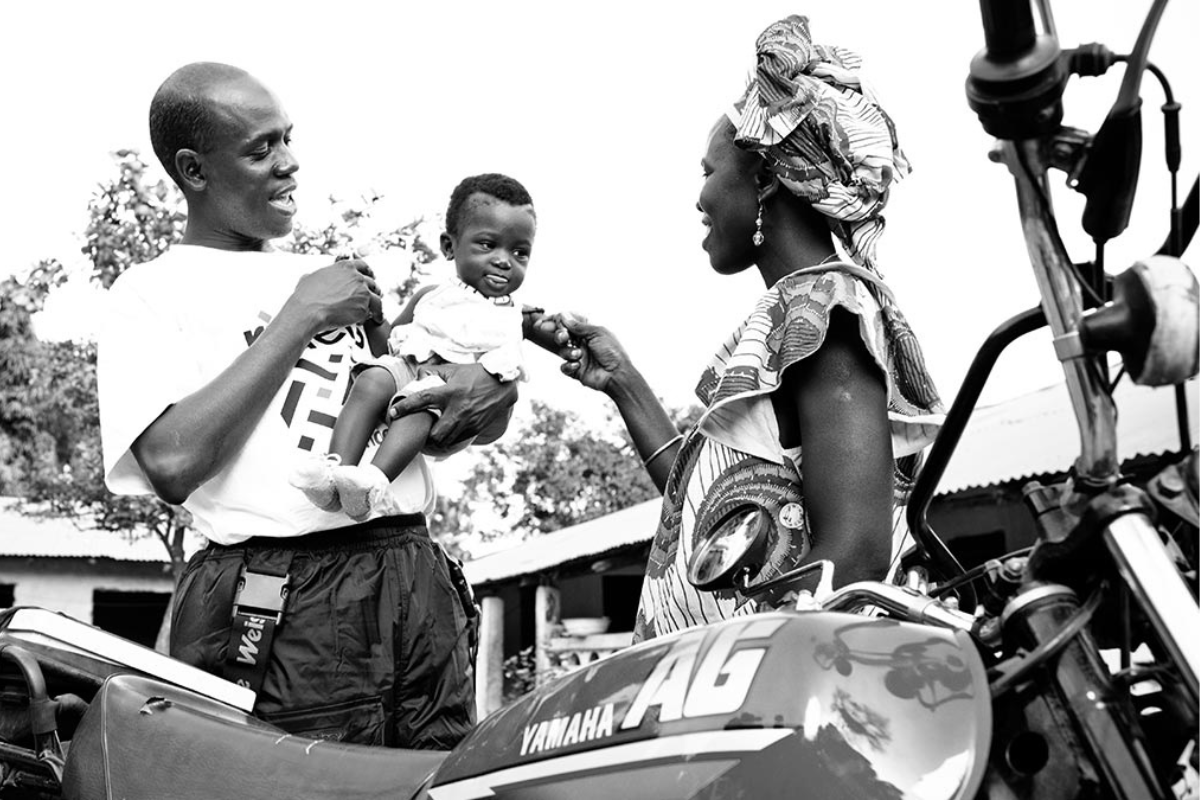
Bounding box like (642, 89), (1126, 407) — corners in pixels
(752, 202), (765, 247)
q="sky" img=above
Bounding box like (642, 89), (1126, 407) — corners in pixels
(3, 0), (1197, 429)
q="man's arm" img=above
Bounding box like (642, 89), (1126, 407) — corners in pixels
(131, 260), (382, 504)
(365, 318), (391, 357)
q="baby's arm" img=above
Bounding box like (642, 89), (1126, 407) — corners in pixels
(524, 307), (583, 354)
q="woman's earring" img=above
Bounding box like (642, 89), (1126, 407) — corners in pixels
(753, 202), (765, 247)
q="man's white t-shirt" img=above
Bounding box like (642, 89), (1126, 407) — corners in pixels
(98, 245), (435, 546)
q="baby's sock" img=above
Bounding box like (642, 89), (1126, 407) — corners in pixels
(333, 463), (399, 522)
(288, 453), (342, 512)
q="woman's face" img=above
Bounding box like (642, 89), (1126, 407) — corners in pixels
(698, 117), (762, 275)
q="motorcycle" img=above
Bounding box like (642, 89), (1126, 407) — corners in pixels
(2, 0), (1198, 797)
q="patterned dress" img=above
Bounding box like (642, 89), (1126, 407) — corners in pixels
(633, 266), (944, 642)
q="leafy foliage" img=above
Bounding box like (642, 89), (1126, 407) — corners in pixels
(282, 191), (439, 307)
(1, 152), (193, 584)
(82, 150), (186, 289)
(0, 276), (46, 493)
(502, 645), (539, 704)
(450, 400), (700, 546)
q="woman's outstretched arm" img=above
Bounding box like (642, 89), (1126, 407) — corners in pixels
(533, 314), (680, 492)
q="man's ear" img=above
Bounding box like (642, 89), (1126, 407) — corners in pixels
(439, 232), (455, 260)
(175, 150), (205, 192)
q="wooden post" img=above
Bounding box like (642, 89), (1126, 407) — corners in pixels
(534, 582), (560, 684)
(475, 595), (505, 720)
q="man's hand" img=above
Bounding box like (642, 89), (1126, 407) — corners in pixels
(388, 363), (518, 449)
(282, 258), (383, 334)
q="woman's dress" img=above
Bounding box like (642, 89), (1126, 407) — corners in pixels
(634, 266), (945, 642)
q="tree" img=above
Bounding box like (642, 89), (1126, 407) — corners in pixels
(0, 154), (193, 651)
(283, 190), (439, 310)
(449, 400), (701, 546)
(0, 267), (60, 494)
(82, 149), (186, 290)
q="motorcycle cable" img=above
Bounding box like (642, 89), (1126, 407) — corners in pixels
(988, 585), (1103, 698)
(928, 547), (1034, 600)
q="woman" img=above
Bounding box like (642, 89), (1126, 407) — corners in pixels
(543, 15), (944, 642)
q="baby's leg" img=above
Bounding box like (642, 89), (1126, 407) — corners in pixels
(371, 410), (436, 481)
(330, 366), (398, 466)
(334, 408), (436, 521)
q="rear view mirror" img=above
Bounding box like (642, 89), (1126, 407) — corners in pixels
(687, 505), (770, 591)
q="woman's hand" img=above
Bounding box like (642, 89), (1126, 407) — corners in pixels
(530, 310), (677, 492)
(558, 316), (632, 395)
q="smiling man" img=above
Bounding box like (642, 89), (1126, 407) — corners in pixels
(97, 62), (511, 748)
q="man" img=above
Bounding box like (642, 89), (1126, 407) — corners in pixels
(98, 62), (513, 748)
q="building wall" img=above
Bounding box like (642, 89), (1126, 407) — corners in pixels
(0, 557), (174, 624)
(928, 484), (1037, 565)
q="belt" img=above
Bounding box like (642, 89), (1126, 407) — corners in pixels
(229, 513), (428, 552)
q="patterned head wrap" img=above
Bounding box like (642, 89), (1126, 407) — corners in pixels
(729, 15), (910, 273)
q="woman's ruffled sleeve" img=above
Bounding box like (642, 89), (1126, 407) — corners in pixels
(696, 270), (944, 462)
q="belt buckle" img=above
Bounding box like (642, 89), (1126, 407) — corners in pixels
(233, 570), (289, 624)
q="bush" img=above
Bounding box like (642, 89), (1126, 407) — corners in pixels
(501, 646), (538, 704)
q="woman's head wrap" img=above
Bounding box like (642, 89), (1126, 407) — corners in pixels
(729, 15), (910, 273)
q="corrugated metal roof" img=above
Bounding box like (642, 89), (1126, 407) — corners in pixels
(0, 498), (183, 563)
(462, 499), (660, 586)
(463, 378), (1197, 585)
(937, 378), (1196, 494)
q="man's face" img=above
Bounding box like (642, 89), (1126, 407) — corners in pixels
(196, 76), (298, 250)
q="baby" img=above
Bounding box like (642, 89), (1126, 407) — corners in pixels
(290, 173), (537, 520)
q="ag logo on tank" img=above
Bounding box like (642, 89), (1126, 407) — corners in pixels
(621, 617), (783, 729)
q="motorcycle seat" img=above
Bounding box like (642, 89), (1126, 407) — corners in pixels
(61, 672), (447, 800)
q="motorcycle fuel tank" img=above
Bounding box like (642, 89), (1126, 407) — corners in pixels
(426, 611), (991, 800)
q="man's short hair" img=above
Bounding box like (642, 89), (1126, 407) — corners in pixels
(445, 173), (534, 237)
(149, 63), (247, 186)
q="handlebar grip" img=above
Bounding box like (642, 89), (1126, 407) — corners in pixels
(966, 0), (1067, 140)
(979, 0), (1037, 61)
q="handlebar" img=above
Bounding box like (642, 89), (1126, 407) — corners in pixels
(787, 560), (977, 633)
(908, 0), (1193, 581)
(1004, 138), (1121, 487)
(816, 581), (976, 633)
(964, 0), (1183, 497)
(957, 0), (1200, 709)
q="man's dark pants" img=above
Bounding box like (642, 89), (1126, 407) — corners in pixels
(170, 514), (476, 749)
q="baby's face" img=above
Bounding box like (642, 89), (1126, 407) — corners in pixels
(445, 194), (536, 298)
